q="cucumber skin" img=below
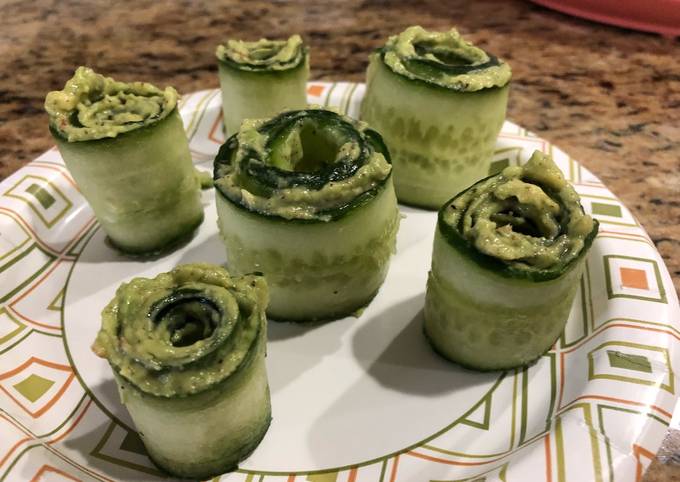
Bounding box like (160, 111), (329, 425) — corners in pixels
(115, 326), (271, 479)
(424, 230), (585, 370)
(53, 110), (204, 254)
(218, 59), (309, 136)
(360, 55), (509, 209)
(215, 181), (400, 321)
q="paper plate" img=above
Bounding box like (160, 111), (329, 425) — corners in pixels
(0, 82), (678, 482)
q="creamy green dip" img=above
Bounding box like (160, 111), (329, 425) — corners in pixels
(216, 35), (306, 72)
(381, 26), (511, 92)
(45, 67), (178, 142)
(442, 151), (595, 272)
(214, 107), (392, 221)
(92, 264), (267, 397)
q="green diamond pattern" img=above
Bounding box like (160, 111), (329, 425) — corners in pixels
(460, 392), (492, 430)
(119, 431), (147, 455)
(607, 350), (653, 373)
(91, 421), (162, 476)
(47, 288), (64, 312)
(25, 183), (56, 209)
(0, 309), (26, 345)
(306, 474), (339, 482)
(13, 374), (55, 402)
(591, 202), (622, 218)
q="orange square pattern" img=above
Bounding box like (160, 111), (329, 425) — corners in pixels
(31, 464), (81, 482)
(307, 84), (325, 97)
(620, 267), (649, 290)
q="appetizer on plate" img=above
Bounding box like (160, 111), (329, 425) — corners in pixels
(45, 67), (203, 254)
(361, 26), (511, 209)
(92, 264), (271, 478)
(216, 35), (309, 135)
(424, 151), (598, 370)
(213, 107), (400, 321)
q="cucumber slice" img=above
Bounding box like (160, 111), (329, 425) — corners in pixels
(92, 264), (271, 478)
(115, 330), (270, 479)
(216, 35), (309, 135)
(360, 26), (511, 209)
(213, 108), (399, 321)
(216, 181), (399, 321)
(424, 151), (598, 370)
(45, 67), (203, 254)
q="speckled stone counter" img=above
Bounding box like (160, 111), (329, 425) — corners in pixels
(0, 0), (678, 479)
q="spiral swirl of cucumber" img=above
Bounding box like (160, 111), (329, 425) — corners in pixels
(216, 35), (309, 135)
(45, 67), (203, 254)
(424, 151), (598, 370)
(93, 264), (271, 478)
(361, 26), (511, 208)
(213, 108), (400, 321)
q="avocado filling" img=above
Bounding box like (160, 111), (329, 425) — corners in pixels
(214, 108), (392, 221)
(440, 151), (597, 276)
(381, 26), (511, 91)
(216, 35), (307, 72)
(92, 264), (268, 397)
(45, 67), (178, 142)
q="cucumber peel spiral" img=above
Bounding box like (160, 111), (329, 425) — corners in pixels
(45, 66), (177, 142)
(93, 264), (271, 478)
(424, 151), (598, 370)
(361, 26), (511, 208)
(379, 26), (511, 92)
(440, 150), (598, 281)
(216, 35), (307, 73)
(45, 67), (203, 254)
(216, 35), (309, 135)
(214, 108), (399, 321)
(214, 107), (393, 220)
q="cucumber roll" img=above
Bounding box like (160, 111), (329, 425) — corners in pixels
(361, 26), (511, 209)
(424, 151), (598, 370)
(213, 107), (399, 321)
(216, 35), (309, 135)
(92, 264), (271, 478)
(45, 67), (203, 254)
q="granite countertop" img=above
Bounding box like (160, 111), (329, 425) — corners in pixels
(0, 0), (678, 479)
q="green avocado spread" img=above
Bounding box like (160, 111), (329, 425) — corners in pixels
(92, 264), (267, 397)
(214, 107), (392, 221)
(216, 35), (307, 72)
(45, 67), (178, 142)
(381, 26), (511, 92)
(442, 150), (596, 273)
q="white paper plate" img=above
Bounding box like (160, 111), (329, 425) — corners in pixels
(0, 82), (678, 482)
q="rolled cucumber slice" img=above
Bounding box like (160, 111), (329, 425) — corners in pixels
(424, 151), (598, 370)
(361, 26), (511, 209)
(216, 35), (309, 135)
(213, 108), (400, 321)
(45, 67), (203, 254)
(92, 264), (271, 478)
(216, 179), (399, 321)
